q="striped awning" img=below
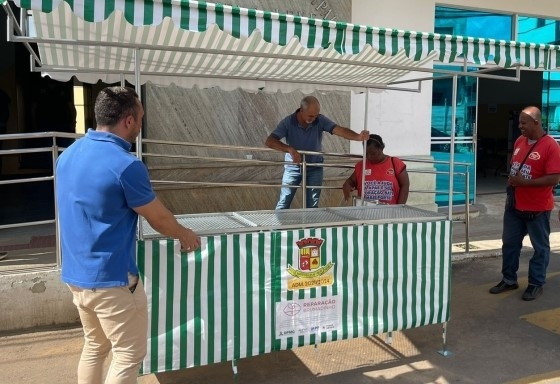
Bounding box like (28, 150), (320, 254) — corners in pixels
(6, 0), (560, 92)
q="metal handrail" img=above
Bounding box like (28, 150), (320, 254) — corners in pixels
(0, 131), (80, 140)
(0, 132), (474, 270)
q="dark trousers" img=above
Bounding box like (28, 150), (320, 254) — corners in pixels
(501, 209), (551, 286)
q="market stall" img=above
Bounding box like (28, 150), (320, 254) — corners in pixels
(4, 0), (560, 377)
(138, 205), (450, 373)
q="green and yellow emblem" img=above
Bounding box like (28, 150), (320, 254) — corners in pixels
(287, 237), (335, 290)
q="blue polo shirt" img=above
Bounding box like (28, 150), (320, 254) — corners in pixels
(270, 110), (336, 168)
(56, 129), (155, 289)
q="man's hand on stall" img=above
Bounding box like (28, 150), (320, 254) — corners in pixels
(178, 228), (201, 253)
(134, 197), (201, 253)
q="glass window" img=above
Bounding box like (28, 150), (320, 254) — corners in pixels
(431, 66), (477, 206)
(518, 17), (560, 136)
(435, 6), (512, 40)
(431, 66), (477, 135)
(518, 17), (560, 44)
(433, 6), (512, 206)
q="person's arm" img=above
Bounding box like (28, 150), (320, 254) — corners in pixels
(134, 198), (201, 252)
(332, 126), (369, 141)
(508, 173), (560, 187)
(265, 134), (302, 164)
(396, 169), (410, 204)
(342, 172), (358, 201)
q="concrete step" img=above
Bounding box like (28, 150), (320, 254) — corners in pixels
(438, 204), (480, 221)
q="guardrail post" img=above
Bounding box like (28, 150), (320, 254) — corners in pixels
(51, 134), (61, 267)
(464, 168), (470, 253)
(301, 155), (307, 209)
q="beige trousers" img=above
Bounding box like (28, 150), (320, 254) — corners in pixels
(68, 279), (148, 384)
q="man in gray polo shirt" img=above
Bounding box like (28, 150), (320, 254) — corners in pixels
(265, 95), (369, 209)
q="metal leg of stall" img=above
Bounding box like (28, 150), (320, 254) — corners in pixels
(437, 321), (453, 357)
(301, 155), (307, 209)
(385, 331), (393, 345)
(232, 358), (238, 380)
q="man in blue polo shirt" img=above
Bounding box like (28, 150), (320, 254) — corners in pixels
(265, 95), (369, 209)
(56, 86), (200, 383)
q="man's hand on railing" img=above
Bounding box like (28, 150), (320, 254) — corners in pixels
(288, 147), (302, 164)
(342, 178), (356, 202)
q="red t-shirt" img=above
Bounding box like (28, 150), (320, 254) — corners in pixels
(510, 134), (560, 211)
(354, 156), (406, 204)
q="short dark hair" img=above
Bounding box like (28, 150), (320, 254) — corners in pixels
(94, 87), (140, 127)
(367, 134), (385, 149)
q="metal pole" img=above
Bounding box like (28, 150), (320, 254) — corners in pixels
(52, 136), (61, 267)
(19, 4), (27, 36)
(302, 155), (307, 209)
(231, 358), (238, 378)
(133, 49), (142, 164)
(448, 76), (458, 219)
(385, 331), (393, 345)
(360, 89), (369, 206)
(437, 321), (452, 356)
(546, 72), (551, 133)
(4, 3), (41, 66)
(133, 48), (144, 240)
(464, 169), (470, 253)
(473, 76), (479, 199)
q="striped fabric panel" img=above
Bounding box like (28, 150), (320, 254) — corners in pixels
(17, 0), (560, 69)
(31, 3), (440, 89)
(278, 221), (451, 349)
(137, 233), (274, 374)
(137, 220), (450, 375)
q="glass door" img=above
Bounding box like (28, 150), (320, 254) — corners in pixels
(431, 67), (477, 206)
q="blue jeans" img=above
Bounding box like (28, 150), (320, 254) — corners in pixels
(276, 166), (323, 209)
(501, 209), (551, 286)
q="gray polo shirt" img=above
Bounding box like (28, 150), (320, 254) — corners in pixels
(270, 109), (336, 167)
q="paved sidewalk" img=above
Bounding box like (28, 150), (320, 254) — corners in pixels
(2, 249), (560, 383)
(450, 192), (560, 259)
(452, 230), (560, 260)
(2, 192), (560, 383)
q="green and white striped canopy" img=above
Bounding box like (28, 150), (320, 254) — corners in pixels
(6, 0), (560, 91)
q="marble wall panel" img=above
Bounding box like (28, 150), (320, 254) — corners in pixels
(144, 84), (356, 213)
(220, 0), (350, 22)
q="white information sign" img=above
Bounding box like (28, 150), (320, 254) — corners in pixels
(275, 296), (340, 338)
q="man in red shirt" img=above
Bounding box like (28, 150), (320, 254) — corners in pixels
(489, 106), (560, 300)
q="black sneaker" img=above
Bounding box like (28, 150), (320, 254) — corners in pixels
(522, 285), (543, 301)
(489, 280), (519, 294)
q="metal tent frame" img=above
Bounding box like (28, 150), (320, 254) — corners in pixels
(5, 0), (554, 218)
